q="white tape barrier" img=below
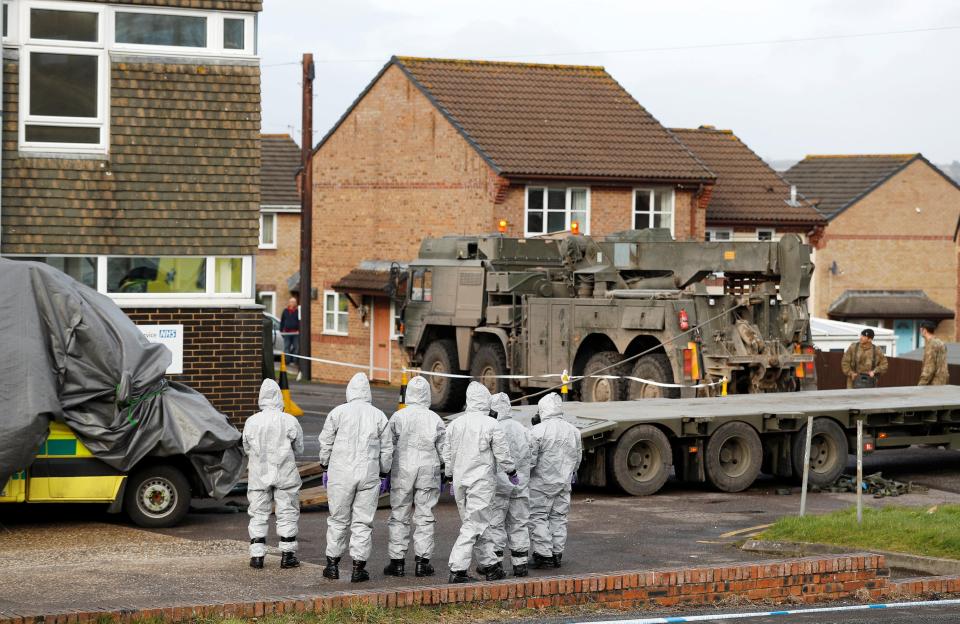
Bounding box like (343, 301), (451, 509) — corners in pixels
(285, 352), (726, 390)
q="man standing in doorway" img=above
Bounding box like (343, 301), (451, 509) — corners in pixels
(841, 328), (888, 389)
(918, 321), (949, 386)
(280, 297), (300, 359)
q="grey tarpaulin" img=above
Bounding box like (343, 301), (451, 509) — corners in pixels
(0, 259), (244, 497)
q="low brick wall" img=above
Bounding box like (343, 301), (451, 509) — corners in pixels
(3, 553), (937, 624)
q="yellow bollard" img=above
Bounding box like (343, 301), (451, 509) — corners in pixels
(721, 377), (728, 397)
(279, 353), (303, 416)
(560, 369), (570, 400)
(398, 371), (408, 410)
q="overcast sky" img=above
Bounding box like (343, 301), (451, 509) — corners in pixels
(259, 0), (959, 164)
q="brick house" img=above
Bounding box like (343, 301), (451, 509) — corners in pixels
(256, 133), (301, 317)
(308, 56), (715, 383)
(786, 154), (960, 353)
(0, 0), (263, 427)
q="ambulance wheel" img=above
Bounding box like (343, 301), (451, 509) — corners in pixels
(422, 339), (467, 412)
(124, 464), (192, 528)
(791, 418), (847, 487)
(610, 425), (672, 496)
(581, 351), (626, 402)
(705, 422), (762, 493)
(470, 342), (510, 396)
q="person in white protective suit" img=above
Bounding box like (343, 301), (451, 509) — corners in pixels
(441, 381), (518, 583)
(486, 392), (533, 577)
(318, 372), (393, 583)
(243, 378), (304, 570)
(527, 392), (582, 570)
(382, 375), (447, 578)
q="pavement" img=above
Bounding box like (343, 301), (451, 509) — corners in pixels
(4, 378), (960, 616)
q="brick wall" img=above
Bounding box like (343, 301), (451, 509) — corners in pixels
(123, 307), (261, 428)
(256, 212), (301, 313)
(812, 159), (960, 339)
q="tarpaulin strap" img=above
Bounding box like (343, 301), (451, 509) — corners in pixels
(118, 383), (168, 427)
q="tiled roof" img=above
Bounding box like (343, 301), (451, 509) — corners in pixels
(784, 154), (919, 221)
(78, 0), (262, 11)
(326, 56), (713, 181)
(261, 134), (301, 207)
(331, 269), (391, 296)
(828, 290), (955, 320)
(670, 127), (824, 226)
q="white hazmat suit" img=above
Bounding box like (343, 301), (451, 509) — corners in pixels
(528, 393), (583, 563)
(487, 392), (533, 571)
(243, 379), (304, 558)
(318, 373), (393, 562)
(441, 382), (516, 574)
(386, 375), (446, 562)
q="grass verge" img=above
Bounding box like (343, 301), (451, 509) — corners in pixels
(760, 504), (960, 559)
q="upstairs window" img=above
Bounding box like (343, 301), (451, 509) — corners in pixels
(525, 187), (590, 236)
(115, 12), (206, 47)
(259, 213), (277, 249)
(633, 188), (674, 235)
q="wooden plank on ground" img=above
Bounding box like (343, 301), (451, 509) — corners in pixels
(298, 462), (325, 478)
(299, 486), (328, 507)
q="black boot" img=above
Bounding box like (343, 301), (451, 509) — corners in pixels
(280, 551), (300, 569)
(553, 552), (562, 568)
(322, 556), (340, 580)
(383, 558), (405, 577)
(249, 556), (264, 569)
(415, 556), (435, 577)
(513, 563), (528, 577)
(351, 560), (370, 583)
(483, 561), (506, 581)
(530, 552), (554, 569)
(448, 569), (476, 584)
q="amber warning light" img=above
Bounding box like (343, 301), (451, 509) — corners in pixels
(571, 221), (580, 235)
(497, 219), (508, 233)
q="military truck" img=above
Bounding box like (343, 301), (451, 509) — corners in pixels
(395, 229), (817, 412)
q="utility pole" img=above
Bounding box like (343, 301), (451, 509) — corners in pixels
(298, 53), (314, 379)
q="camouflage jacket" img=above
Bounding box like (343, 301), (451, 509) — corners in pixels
(841, 341), (888, 388)
(919, 337), (949, 386)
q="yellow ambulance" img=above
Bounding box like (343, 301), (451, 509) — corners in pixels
(0, 422), (194, 527)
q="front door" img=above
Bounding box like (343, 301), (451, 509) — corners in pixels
(372, 297), (391, 381)
(893, 319), (917, 356)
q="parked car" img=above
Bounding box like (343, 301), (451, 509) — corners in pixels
(264, 312), (283, 358)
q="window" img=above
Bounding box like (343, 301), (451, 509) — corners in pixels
(213, 257), (242, 293)
(15, 256), (97, 288)
(410, 269), (432, 302)
(324, 291), (349, 335)
(107, 257), (206, 294)
(115, 12), (206, 47)
(259, 213), (277, 249)
(633, 188), (674, 234)
(390, 300), (401, 340)
(21, 4), (107, 151)
(705, 229), (733, 242)
(756, 228), (776, 241)
(525, 187), (589, 236)
(258, 291), (276, 317)
(223, 17), (244, 50)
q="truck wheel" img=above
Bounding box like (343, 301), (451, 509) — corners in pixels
(705, 422), (762, 493)
(422, 339), (467, 411)
(610, 425), (672, 496)
(626, 353), (679, 400)
(581, 351), (626, 402)
(791, 419), (847, 487)
(123, 464), (191, 528)
(470, 342), (510, 395)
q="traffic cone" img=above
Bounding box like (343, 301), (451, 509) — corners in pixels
(279, 353), (303, 417)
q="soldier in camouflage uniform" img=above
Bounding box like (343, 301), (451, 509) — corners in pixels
(918, 321), (949, 386)
(841, 328), (889, 389)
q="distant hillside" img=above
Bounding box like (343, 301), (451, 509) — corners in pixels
(936, 161), (960, 184)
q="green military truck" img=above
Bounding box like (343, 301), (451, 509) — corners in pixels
(396, 230), (817, 411)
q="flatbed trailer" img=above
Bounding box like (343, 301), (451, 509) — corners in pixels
(511, 386), (960, 496)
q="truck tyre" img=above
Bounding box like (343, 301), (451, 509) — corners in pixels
(422, 339), (467, 411)
(470, 342), (510, 395)
(626, 353), (679, 400)
(123, 464), (191, 528)
(791, 419), (847, 487)
(610, 425), (672, 496)
(581, 351), (626, 402)
(705, 422), (762, 493)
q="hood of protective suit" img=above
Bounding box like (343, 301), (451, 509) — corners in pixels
(346, 372), (372, 403)
(465, 381), (492, 412)
(491, 392), (512, 421)
(537, 393), (564, 420)
(258, 378), (284, 412)
(405, 375), (431, 408)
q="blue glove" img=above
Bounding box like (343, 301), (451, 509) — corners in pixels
(380, 476), (391, 495)
(571, 473), (577, 485)
(322, 470), (328, 488)
(508, 472), (520, 486)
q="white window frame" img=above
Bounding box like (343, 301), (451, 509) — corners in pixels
(24, 0), (105, 49)
(632, 187), (675, 235)
(390, 300), (400, 340)
(258, 290), (276, 317)
(706, 228), (733, 242)
(259, 213), (277, 249)
(3, 0), (20, 43)
(523, 186), (591, 237)
(110, 5), (255, 56)
(323, 290), (349, 336)
(756, 227), (776, 242)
